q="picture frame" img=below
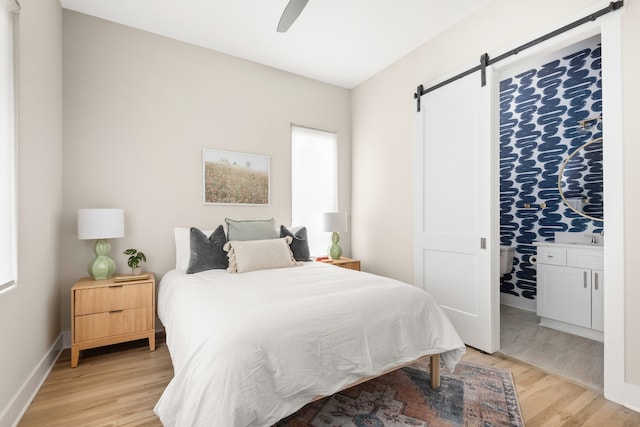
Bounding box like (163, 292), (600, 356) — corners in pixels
(203, 148), (270, 206)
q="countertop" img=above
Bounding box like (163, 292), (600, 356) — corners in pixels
(534, 241), (604, 250)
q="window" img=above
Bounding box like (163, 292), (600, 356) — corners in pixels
(0, 0), (18, 293)
(291, 125), (338, 257)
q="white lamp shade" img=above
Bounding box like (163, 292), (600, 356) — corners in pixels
(77, 209), (125, 240)
(322, 212), (348, 233)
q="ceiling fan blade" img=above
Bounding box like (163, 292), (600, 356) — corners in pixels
(277, 0), (309, 32)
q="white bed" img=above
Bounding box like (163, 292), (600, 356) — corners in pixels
(154, 262), (465, 427)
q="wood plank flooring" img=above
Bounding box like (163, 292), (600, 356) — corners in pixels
(18, 339), (173, 427)
(18, 337), (640, 426)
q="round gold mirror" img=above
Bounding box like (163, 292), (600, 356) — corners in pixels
(557, 137), (604, 222)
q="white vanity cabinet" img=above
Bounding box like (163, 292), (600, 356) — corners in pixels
(536, 243), (604, 341)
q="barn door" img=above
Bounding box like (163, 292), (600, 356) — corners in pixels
(414, 69), (499, 353)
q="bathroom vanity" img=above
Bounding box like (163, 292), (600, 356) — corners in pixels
(535, 240), (603, 342)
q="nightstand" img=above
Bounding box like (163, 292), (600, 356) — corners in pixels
(70, 273), (156, 368)
(319, 257), (361, 271)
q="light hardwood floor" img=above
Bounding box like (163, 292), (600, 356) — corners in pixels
(18, 337), (640, 426)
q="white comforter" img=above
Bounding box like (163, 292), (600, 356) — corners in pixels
(154, 262), (465, 427)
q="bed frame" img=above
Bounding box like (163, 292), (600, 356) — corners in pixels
(312, 353), (440, 403)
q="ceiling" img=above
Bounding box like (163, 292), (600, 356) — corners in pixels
(59, 0), (492, 89)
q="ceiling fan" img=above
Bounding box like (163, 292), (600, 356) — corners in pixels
(277, 0), (309, 32)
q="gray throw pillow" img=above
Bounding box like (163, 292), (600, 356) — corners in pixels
(225, 218), (278, 241)
(187, 225), (228, 273)
(280, 225), (311, 262)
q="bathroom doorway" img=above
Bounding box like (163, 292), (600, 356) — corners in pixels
(496, 34), (605, 390)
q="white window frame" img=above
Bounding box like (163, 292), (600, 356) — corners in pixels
(0, 0), (18, 294)
(291, 124), (338, 257)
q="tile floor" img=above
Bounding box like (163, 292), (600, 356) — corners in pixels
(499, 304), (604, 390)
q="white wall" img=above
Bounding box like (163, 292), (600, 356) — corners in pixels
(0, 0), (63, 422)
(351, 0), (640, 387)
(60, 11), (352, 331)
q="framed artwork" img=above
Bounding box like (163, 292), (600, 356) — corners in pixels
(203, 149), (270, 205)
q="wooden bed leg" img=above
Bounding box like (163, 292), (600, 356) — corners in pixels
(149, 332), (156, 351)
(430, 354), (441, 389)
(71, 346), (80, 368)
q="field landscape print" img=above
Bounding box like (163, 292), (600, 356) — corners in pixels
(203, 149), (270, 205)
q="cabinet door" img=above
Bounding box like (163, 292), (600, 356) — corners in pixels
(537, 264), (591, 328)
(592, 269), (604, 332)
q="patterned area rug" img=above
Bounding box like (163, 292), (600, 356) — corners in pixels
(275, 360), (523, 427)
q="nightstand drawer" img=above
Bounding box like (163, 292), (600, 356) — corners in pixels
(74, 307), (153, 342)
(75, 282), (153, 315)
(335, 260), (360, 271)
(318, 257), (361, 271)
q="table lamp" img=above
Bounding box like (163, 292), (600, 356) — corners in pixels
(322, 212), (347, 260)
(77, 208), (125, 280)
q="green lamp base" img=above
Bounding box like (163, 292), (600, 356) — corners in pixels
(88, 239), (116, 280)
(328, 231), (343, 260)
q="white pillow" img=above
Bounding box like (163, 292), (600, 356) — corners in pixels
(223, 237), (302, 273)
(174, 227), (215, 272)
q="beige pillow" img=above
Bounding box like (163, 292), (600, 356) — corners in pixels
(223, 236), (303, 273)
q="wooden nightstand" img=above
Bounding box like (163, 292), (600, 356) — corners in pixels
(319, 257), (361, 271)
(70, 273), (156, 368)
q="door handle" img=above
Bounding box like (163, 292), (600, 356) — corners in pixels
(480, 237), (486, 249)
(583, 271), (587, 288)
(594, 272), (599, 290)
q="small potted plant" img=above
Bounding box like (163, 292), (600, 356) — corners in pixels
(123, 248), (146, 275)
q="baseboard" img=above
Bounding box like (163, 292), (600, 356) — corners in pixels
(0, 333), (64, 427)
(539, 317), (604, 342)
(500, 293), (537, 312)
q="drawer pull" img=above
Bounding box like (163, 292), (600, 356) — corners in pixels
(109, 285), (124, 288)
(583, 271), (587, 288)
(109, 309), (123, 314)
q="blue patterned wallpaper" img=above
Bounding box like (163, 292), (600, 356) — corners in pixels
(499, 39), (604, 304)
